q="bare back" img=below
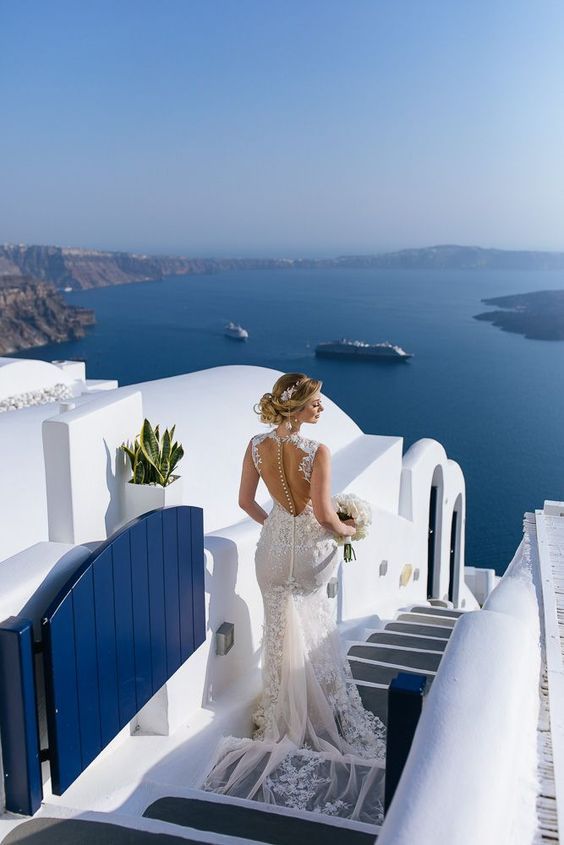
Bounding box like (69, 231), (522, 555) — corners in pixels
(251, 431), (319, 517)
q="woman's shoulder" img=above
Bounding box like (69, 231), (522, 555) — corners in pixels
(250, 431), (271, 445)
(298, 434), (329, 459)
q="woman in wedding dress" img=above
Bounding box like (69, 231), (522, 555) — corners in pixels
(202, 373), (386, 824)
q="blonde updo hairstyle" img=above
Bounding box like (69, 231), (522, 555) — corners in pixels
(255, 372), (322, 426)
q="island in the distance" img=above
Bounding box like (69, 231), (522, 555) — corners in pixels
(474, 290), (564, 341)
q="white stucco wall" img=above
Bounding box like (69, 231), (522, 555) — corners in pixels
(377, 529), (541, 845)
(400, 438), (466, 604)
(138, 365), (363, 533)
(0, 358), (79, 401)
(42, 390), (143, 545)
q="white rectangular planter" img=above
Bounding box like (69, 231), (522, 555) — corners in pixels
(122, 476), (184, 524)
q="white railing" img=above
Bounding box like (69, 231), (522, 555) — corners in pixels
(535, 502), (564, 841)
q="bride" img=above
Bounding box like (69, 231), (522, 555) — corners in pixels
(202, 373), (387, 824)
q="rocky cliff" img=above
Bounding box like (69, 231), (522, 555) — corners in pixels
(3, 243), (564, 291)
(0, 244), (306, 290)
(0, 275), (95, 354)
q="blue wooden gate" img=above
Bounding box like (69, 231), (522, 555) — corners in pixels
(0, 505), (206, 811)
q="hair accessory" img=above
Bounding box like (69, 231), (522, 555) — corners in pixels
(280, 378), (305, 403)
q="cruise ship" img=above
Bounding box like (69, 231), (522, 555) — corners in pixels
(0, 354), (561, 845)
(315, 339), (412, 360)
(224, 322), (249, 340)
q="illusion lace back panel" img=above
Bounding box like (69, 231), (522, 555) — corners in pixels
(201, 431), (387, 825)
(251, 430), (315, 517)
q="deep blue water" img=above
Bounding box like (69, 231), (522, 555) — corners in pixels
(19, 268), (564, 572)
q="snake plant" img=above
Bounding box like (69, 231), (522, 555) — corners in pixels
(121, 419), (184, 487)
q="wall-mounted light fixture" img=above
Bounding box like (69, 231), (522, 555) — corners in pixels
(399, 564), (413, 587)
(327, 577), (338, 599)
(379, 560), (388, 577)
(215, 622), (235, 656)
(413, 567), (420, 581)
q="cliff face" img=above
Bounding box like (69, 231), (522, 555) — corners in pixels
(2, 243), (564, 292)
(0, 276), (95, 355)
(0, 244), (237, 290)
(0, 244), (329, 289)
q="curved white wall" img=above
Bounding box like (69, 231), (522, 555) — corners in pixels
(138, 364), (362, 533)
(377, 532), (540, 845)
(0, 358), (77, 401)
(399, 438), (466, 604)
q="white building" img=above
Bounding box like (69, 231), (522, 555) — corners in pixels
(0, 356), (560, 845)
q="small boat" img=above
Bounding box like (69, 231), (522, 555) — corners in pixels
(315, 339), (412, 361)
(224, 321), (249, 341)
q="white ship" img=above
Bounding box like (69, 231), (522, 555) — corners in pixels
(224, 322), (249, 340)
(0, 354), (561, 845)
(316, 340), (412, 360)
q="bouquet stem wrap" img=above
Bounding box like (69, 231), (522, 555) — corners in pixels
(332, 493), (372, 563)
(343, 540), (356, 563)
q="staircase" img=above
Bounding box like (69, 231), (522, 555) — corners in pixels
(2, 603), (467, 845)
(347, 603), (464, 728)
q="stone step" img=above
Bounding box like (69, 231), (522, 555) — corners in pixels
(348, 643), (442, 672)
(367, 631), (449, 651)
(408, 605), (465, 619)
(396, 612), (457, 627)
(355, 682), (388, 726)
(348, 657), (435, 688)
(2, 817), (208, 845)
(384, 621), (454, 638)
(143, 795), (379, 845)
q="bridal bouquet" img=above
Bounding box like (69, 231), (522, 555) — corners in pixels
(332, 493), (372, 562)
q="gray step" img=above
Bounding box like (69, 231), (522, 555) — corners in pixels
(396, 612), (457, 627)
(385, 621), (454, 638)
(356, 682), (388, 725)
(2, 817), (204, 845)
(409, 605), (465, 619)
(349, 658), (435, 689)
(144, 795), (378, 845)
(348, 644), (442, 672)
(367, 631), (449, 651)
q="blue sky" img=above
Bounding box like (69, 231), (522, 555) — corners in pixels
(1, 0), (563, 255)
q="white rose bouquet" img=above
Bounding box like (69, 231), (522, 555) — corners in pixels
(332, 493), (372, 562)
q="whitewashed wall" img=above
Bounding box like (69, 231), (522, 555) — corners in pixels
(42, 390), (143, 545)
(378, 523), (541, 845)
(399, 438), (466, 604)
(0, 358), (78, 401)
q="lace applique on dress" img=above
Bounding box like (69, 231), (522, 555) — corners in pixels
(292, 435), (318, 481)
(252, 431), (319, 480)
(251, 432), (270, 472)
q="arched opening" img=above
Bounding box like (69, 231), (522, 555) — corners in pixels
(448, 494), (463, 604)
(427, 467), (444, 599)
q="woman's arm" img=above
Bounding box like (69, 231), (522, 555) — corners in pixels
(238, 440), (270, 525)
(310, 444), (356, 537)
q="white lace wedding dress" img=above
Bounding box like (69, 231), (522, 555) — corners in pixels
(202, 431), (386, 825)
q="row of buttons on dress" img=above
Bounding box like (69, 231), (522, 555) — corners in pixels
(276, 441), (295, 515)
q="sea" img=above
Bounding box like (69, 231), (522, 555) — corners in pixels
(18, 267), (564, 573)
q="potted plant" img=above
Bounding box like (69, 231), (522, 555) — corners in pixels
(120, 419), (185, 521)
